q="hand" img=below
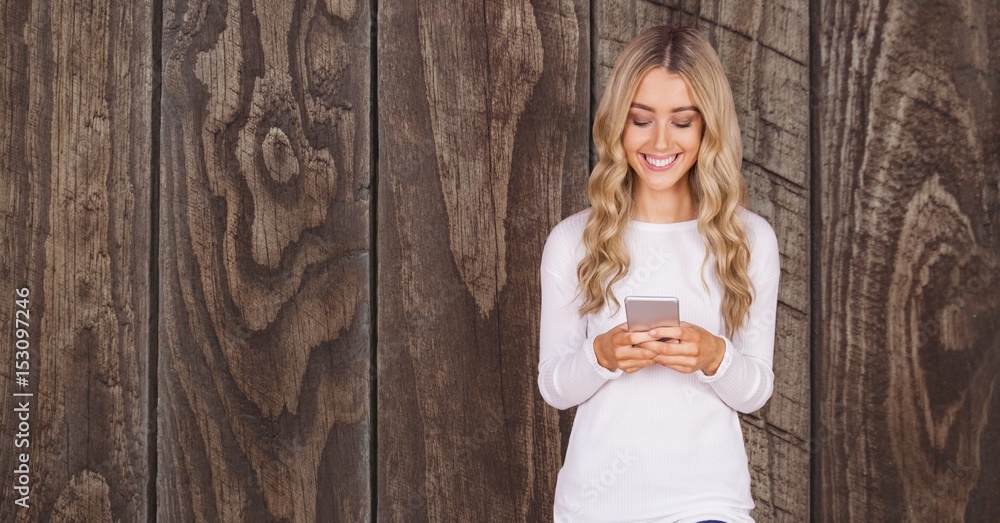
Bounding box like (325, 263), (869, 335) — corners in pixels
(593, 322), (661, 374)
(637, 321), (726, 375)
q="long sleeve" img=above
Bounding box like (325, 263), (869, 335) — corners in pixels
(543, 208), (776, 519)
(695, 218), (781, 414)
(537, 229), (623, 411)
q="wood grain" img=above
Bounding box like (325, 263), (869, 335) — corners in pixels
(158, 0), (371, 520)
(4, 0), (995, 519)
(593, 2), (810, 520)
(376, 0), (590, 520)
(0, 0), (153, 521)
(815, 0), (1000, 519)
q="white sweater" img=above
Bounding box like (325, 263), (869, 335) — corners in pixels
(537, 207), (781, 523)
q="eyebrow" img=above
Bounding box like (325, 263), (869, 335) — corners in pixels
(630, 103), (700, 114)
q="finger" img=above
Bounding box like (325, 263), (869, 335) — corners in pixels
(613, 330), (641, 347)
(608, 323), (629, 344)
(654, 326), (700, 344)
(651, 341), (699, 357)
(627, 329), (669, 345)
(619, 346), (658, 361)
(634, 340), (673, 355)
(653, 354), (699, 372)
(657, 363), (699, 374)
(678, 322), (709, 341)
(616, 330), (654, 347)
(622, 359), (657, 373)
(651, 327), (682, 341)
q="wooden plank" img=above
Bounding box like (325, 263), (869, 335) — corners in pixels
(376, 0), (590, 520)
(593, 2), (810, 520)
(815, 0), (1000, 519)
(0, 0), (153, 520)
(158, 0), (371, 520)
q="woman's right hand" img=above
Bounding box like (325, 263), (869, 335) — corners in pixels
(594, 322), (660, 374)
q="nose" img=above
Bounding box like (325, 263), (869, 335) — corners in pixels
(654, 121), (673, 152)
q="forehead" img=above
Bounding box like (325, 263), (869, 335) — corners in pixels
(630, 68), (696, 112)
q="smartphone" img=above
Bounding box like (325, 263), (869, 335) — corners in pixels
(624, 296), (680, 342)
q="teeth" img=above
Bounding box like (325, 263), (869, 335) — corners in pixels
(643, 153), (678, 167)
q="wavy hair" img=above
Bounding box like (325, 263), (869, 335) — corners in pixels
(576, 25), (754, 338)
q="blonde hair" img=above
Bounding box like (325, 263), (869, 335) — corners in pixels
(576, 25), (754, 338)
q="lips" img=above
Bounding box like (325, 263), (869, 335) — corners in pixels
(640, 152), (680, 169)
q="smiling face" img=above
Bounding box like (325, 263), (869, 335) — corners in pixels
(622, 67), (703, 206)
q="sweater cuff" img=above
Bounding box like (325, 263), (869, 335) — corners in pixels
(696, 335), (734, 383)
(583, 335), (625, 380)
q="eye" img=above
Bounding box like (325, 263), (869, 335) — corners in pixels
(674, 122), (692, 128)
(631, 119), (651, 127)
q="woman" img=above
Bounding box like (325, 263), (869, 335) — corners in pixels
(537, 26), (781, 523)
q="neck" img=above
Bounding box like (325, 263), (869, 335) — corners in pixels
(632, 182), (697, 223)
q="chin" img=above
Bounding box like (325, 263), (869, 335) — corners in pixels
(642, 171), (688, 189)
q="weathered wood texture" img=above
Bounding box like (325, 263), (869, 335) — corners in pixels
(594, 2), (811, 521)
(158, 0), (371, 520)
(0, 0), (154, 521)
(376, 0), (590, 520)
(7, 0), (998, 520)
(815, 0), (1000, 520)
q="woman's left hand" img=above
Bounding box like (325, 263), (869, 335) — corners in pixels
(637, 321), (726, 375)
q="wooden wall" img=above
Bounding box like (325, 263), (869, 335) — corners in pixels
(377, 0), (591, 521)
(0, 0), (154, 520)
(0, 0), (995, 522)
(814, 0), (1000, 520)
(157, 0), (372, 520)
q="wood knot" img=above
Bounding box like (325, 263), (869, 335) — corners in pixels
(261, 127), (298, 182)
